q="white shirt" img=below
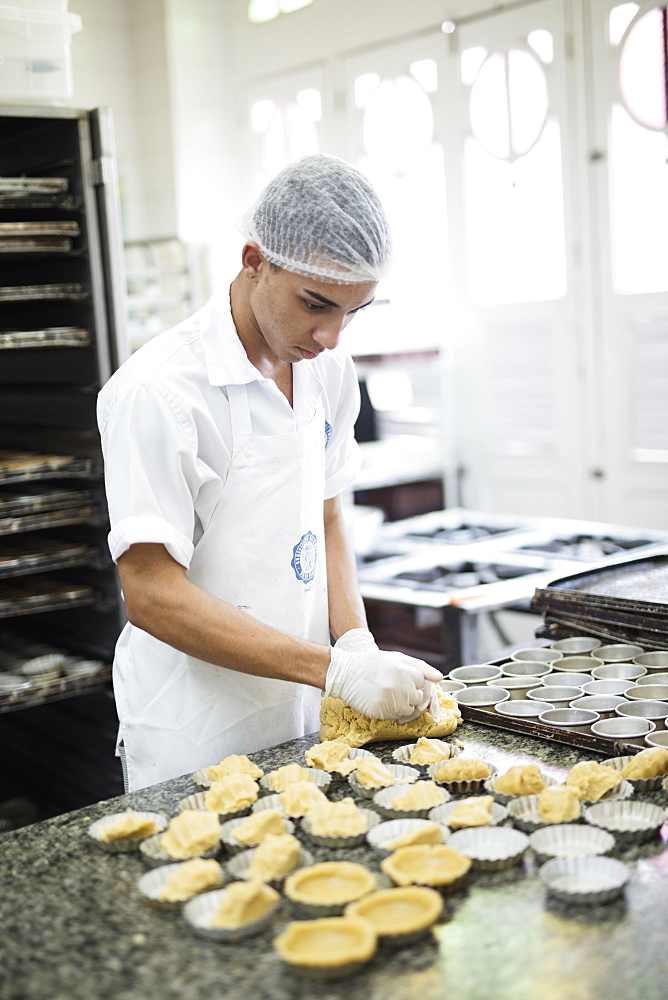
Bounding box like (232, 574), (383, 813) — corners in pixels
(97, 293), (362, 569)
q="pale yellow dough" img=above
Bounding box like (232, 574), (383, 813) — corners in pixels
(319, 690), (462, 748)
(247, 833), (302, 880)
(353, 758), (405, 789)
(447, 795), (494, 828)
(209, 880), (279, 929)
(284, 861), (376, 905)
(160, 811), (220, 859)
(274, 917), (377, 969)
(390, 780), (446, 811)
(231, 810), (286, 845)
(381, 845), (471, 887)
(157, 858), (224, 901)
(304, 797), (368, 837)
(267, 763), (315, 791)
(205, 754), (263, 781)
(386, 822), (444, 850)
(537, 785), (581, 823)
(279, 780), (328, 817)
(494, 765), (546, 796)
(304, 741), (358, 775)
(98, 810), (160, 842)
(345, 886), (443, 936)
(620, 747), (668, 780)
(204, 773), (259, 813)
(565, 761), (621, 801)
(408, 737), (460, 765)
(433, 757), (491, 783)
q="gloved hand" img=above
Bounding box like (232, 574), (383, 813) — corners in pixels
(334, 628), (378, 654)
(326, 643), (443, 723)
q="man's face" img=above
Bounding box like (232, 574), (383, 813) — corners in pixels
(248, 259), (377, 365)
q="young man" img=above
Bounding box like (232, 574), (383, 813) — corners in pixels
(98, 155), (441, 791)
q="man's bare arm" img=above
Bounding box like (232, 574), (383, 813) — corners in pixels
(117, 543), (330, 688)
(323, 494), (368, 641)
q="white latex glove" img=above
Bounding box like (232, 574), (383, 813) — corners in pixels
(334, 628), (378, 653)
(326, 645), (443, 723)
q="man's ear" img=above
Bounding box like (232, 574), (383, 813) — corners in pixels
(241, 241), (264, 279)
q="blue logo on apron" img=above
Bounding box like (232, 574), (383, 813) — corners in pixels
(291, 530), (317, 583)
(324, 420), (332, 446)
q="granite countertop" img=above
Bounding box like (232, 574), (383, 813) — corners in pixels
(1, 721), (667, 1000)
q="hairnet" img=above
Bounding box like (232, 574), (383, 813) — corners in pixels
(239, 154), (392, 284)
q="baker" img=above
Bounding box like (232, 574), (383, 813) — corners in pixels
(98, 154), (442, 792)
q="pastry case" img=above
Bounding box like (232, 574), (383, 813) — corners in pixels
(0, 105), (128, 817)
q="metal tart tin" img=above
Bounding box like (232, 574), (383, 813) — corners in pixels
(283, 861), (377, 918)
(538, 856), (630, 905)
(591, 662), (647, 681)
(183, 886), (280, 942)
(499, 660), (552, 679)
(449, 664), (503, 685)
(591, 717), (655, 739)
(62, 658), (105, 677)
(366, 818), (450, 855)
(190, 766), (263, 791)
(88, 812), (168, 853)
(391, 740), (463, 771)
(538, 708), (600, 731)
(139, 821), (221, 866)
(551, 655), (603, 673)
(260, 767), (331, 794)
(137, 859), (226, 910)
(600, 754), (668, 792)
(484, 772), (556, 805)
(372, 784), (449, 820)
(446, 826), (529, 870)
(635, 672), (668, 687)
(582, 679), (635, 697)
(428, 760), (496, 794)
(429, 799), (508, 829)
(251, 793), (288, 816)
(568, 777), (634, 805)
(494, 699), (554, 718)
(226, 845), (313, 890)
(529, 823), (615, 861)
(511, 647), (563, 663)
(179, 791), (255, 822)
(348, 763), (420, 799)
(541, 672), (591, 689)
(316, 747), (378, 783)
(527, 686), (582, 705)
(0, 673), (31, 692)
(625, 684), (668, 702)
(507, 794), (580, 832)
(219, 814), (295, 854)
(551, 637), (602, 655)
(645, 730), (668, 748)
(616, 700), (668, 730)
(344, 885), (443, 946)
(491, 676), (542, 700)
(456, 685), (510, 709)
(19, 653), (66, 677)
(569, 695), (626, 718)
(633, 651), (668, 670)
(300, 806), (381, 848)
(595, 644), (644, 663)
(438, 678), (466, 695)
(583, 799), (666, 843)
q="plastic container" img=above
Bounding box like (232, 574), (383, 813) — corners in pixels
(0, 5), (82, 104)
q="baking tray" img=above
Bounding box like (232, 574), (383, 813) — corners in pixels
(0, 575), (97, 619)
(0, 238), (73, 253)
(0, 486), (96, 517)
(0, 328), (90, 350)
(0, 504), (102, 536)
(0, 452), (95, 484)
(0, 222), (79, 237)
(0, 283), (88, 302)
(0, 539), (97, 578)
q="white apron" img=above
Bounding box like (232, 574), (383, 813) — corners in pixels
(115, 372), (329, 791)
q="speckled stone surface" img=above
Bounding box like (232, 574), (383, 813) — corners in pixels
(1, 721), (668, 1000)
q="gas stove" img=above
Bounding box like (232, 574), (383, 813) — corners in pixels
(384, 560), (539, 591)
(514, 533), (655, 561)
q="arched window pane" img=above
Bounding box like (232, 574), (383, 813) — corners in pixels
(619, 6), (668, 130)
(470, 49), (549, 161)
(260, 103), (319, 178)
(363, 75), (434, 176)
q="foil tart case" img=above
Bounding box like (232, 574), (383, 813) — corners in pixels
(137, 860), (226, 910)
(139, 823), (221, 867)
(428, 799), (508, 829)
(507, 795), (580, 833)
(260, 767), (331, 794)
(183, 886), (280, 942)
(428, 760), (497, 794)
(300, 807), (381, 848)
(372, 784), (450, 820)
(600, 755), (668, 792)
(178, 791), (254, 822)
(528, 823), (615, 861)
(348, 763), (420, 799)
(391, 740), (463, 771)
(446, 826), (529, 870)
(88, 812), (168, 853)
(484, 772), (557, 805)
(583, 800), (666, 843)
(538, 855), (630, 905)
(305, 747), (377, 783)
(366, 818), (451, 855)
(226, 845), (313, 890)
(219, 815), (295, 854)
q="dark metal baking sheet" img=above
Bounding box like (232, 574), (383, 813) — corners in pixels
(0, 451), (95, 484)
(0, 328), (90, 349)
(532, 554), (668, 610)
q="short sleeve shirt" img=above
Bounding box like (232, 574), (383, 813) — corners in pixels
(97, 294), (362, 568)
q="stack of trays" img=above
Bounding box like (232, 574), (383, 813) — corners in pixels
(531, 554), (668, 648)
